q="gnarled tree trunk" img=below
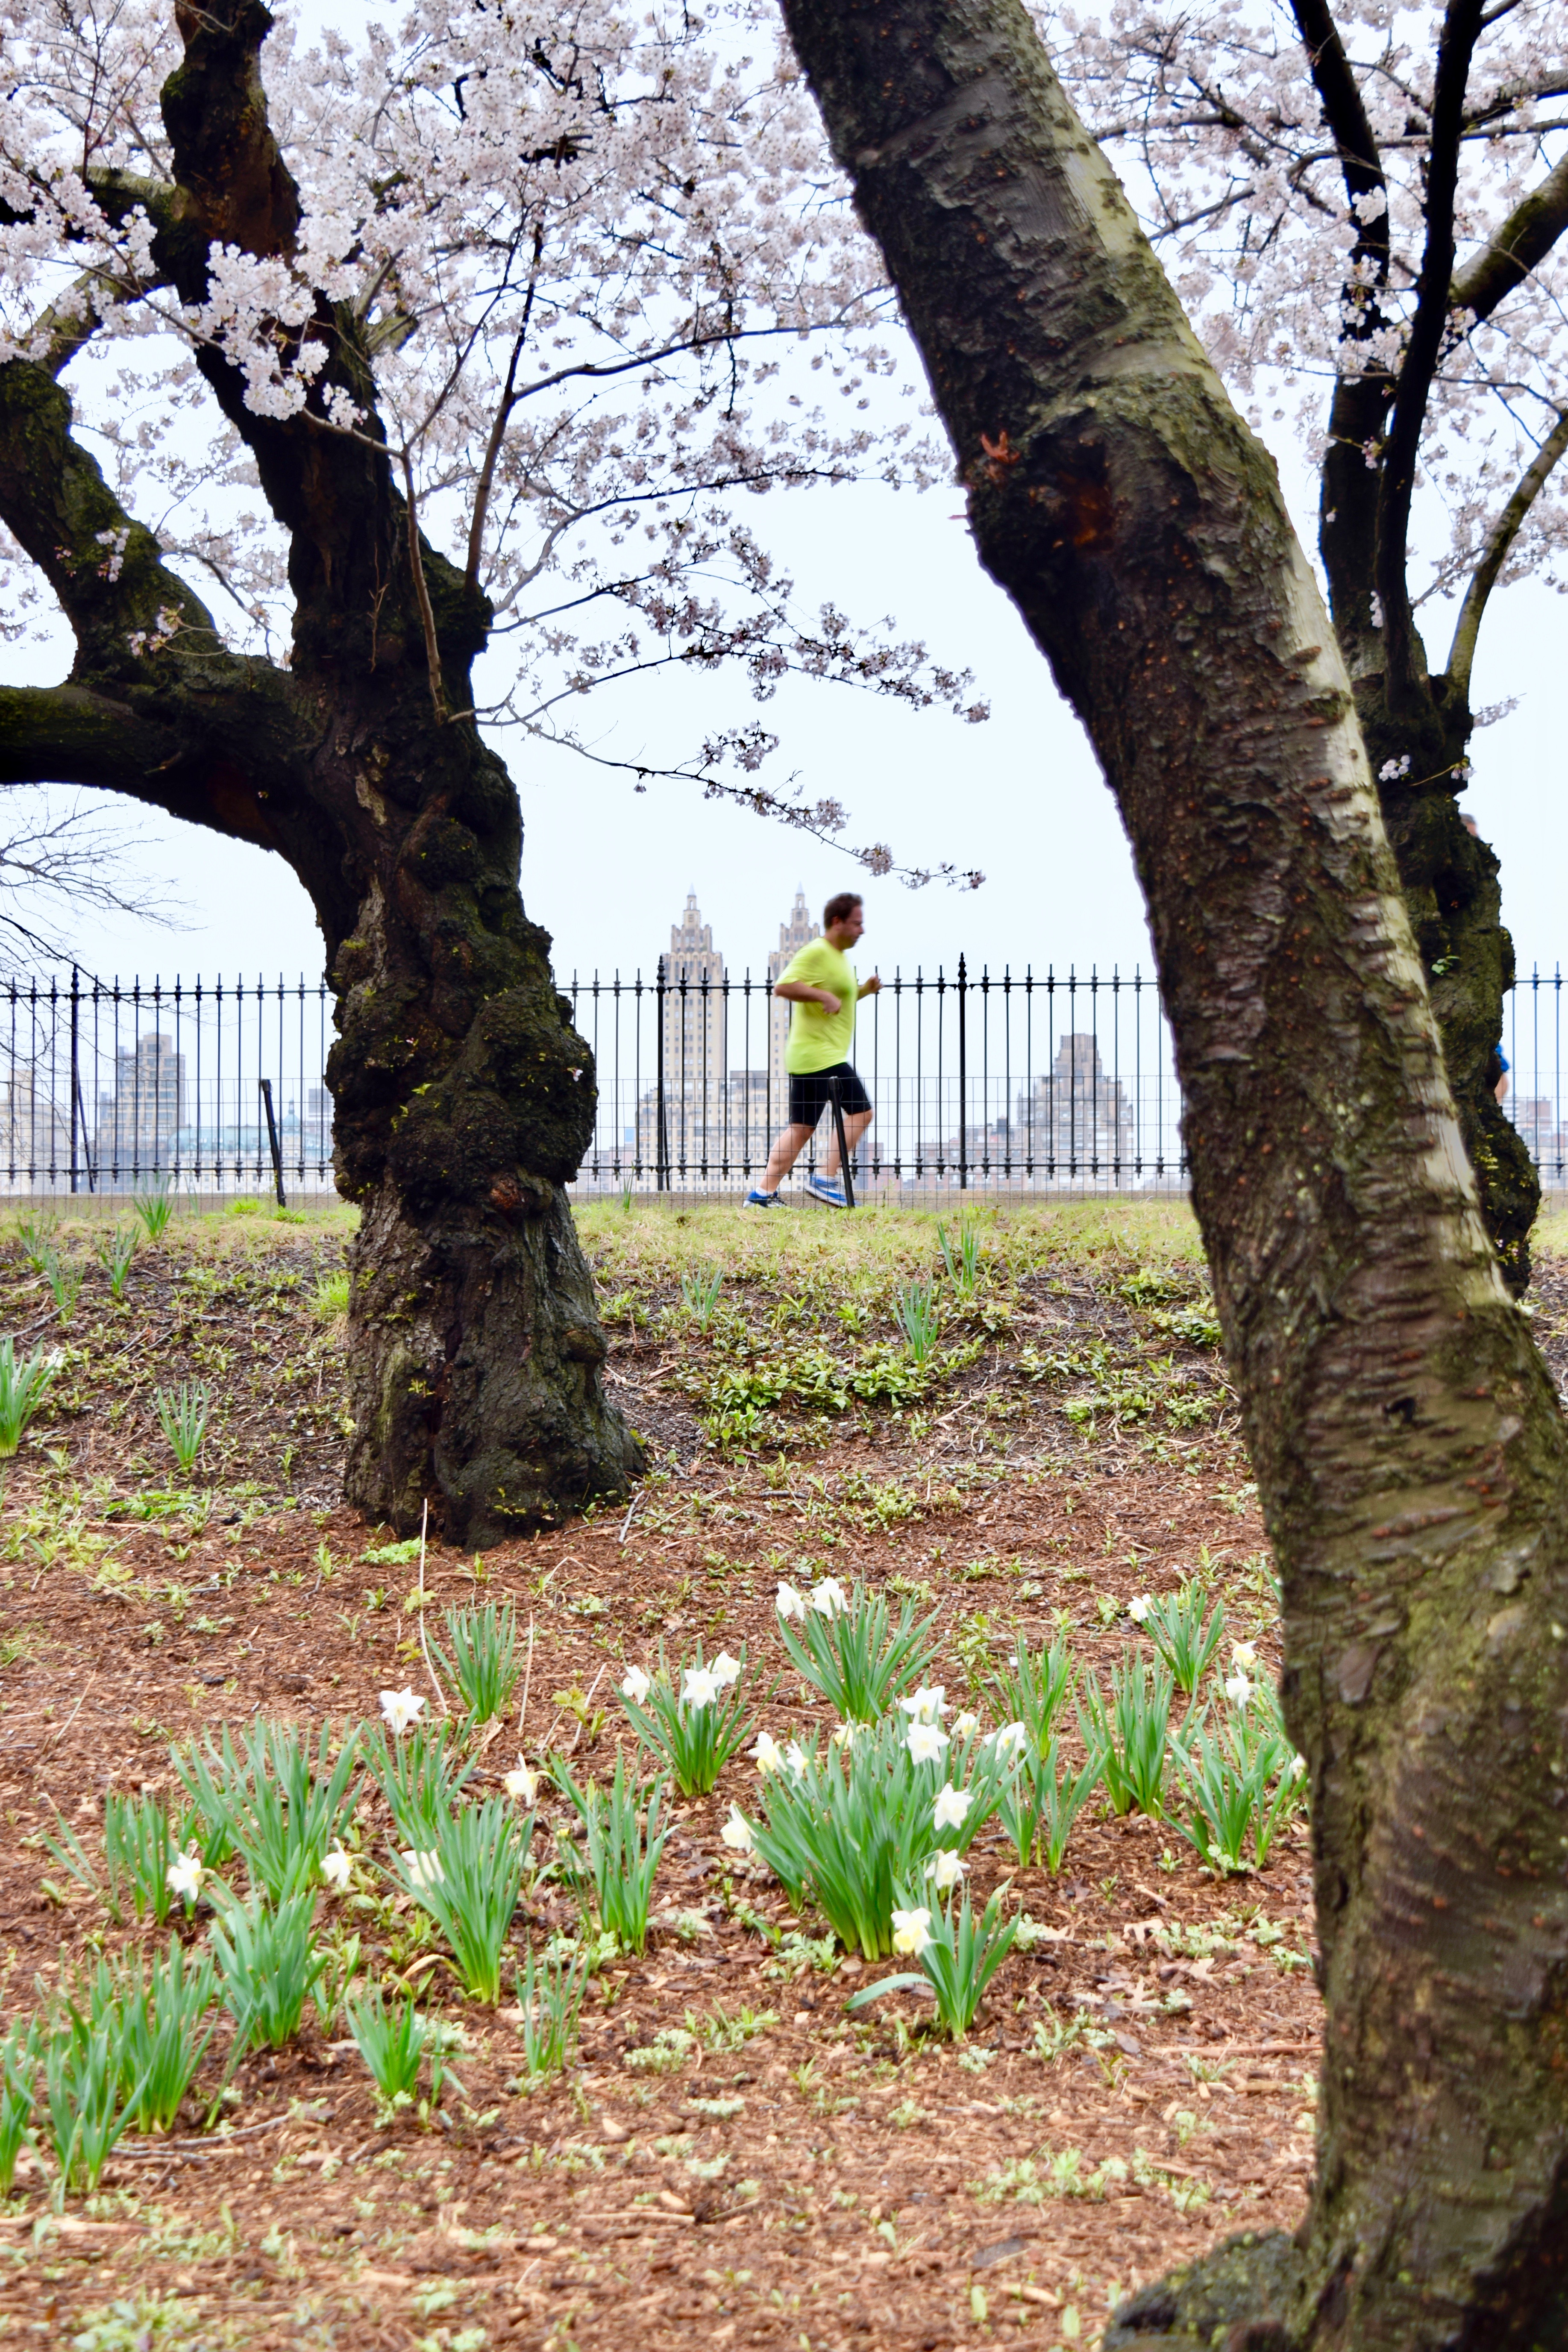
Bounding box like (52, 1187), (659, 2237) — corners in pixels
(0, 0), (641, 1544)
(778, 3), (1568, 2344)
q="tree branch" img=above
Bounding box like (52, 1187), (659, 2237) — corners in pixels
(1445, 407), (1568, 698)
(1376, 0), (1486, 704)
(1287, 0), (1396, 651)
(1450, 149), (1568, 325)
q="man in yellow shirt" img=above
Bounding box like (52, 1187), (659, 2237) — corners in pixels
(747, 892), (881, 1208)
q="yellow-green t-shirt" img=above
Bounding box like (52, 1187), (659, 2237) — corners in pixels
(780, 938), (858, 1074)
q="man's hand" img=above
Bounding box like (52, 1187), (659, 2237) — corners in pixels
(816, 989), (842, 1017)
(859, 972), (881, 998)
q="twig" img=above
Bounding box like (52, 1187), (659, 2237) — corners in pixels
(40, 1676), (94, 1755)
(618, 1491), (644, 1546)
(417, 1500), (446, 1718)
(567, 1663), (608, 1755)
(517, 1614), (535, 1748)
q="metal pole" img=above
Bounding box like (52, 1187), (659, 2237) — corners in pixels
(957, 951), (968, 1191)
(655, 954), (669, 1192)
(259, 1078), (286, 1206)
(69, 967), (80, 1195)
(828, 1076), (856, 1211)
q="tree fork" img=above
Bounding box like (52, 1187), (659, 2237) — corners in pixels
(778, 1), (1568, 2343)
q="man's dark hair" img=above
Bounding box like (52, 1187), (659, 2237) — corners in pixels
(823, 891), (863, 930)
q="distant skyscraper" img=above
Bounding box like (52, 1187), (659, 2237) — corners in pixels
(1015, 1032), (1134, 1176)
(96, 1032), (186, 1180)
(767, 888), (815, 1102)
(651, 892), (728, 1169)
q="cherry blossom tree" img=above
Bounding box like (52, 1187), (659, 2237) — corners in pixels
(0, 0), (978, 1539)
(1042, 0), (1568, 1287)
(780, 0), (1568, 2341)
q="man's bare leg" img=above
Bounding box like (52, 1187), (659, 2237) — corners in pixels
(820, 1107), (873, 1179)
(761, 1121), (816, 1193)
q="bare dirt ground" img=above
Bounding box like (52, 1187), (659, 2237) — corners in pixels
(1, 1188), (1512, 2352)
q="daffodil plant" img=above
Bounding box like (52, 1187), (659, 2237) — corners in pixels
(617, 1642), (755, 1797)
(1170, 1671), (1306, 1873)
(848, 1880), (1020, 2041)
(737, 1715), (1008, 1959)
(773, 1577), (939, 1723)
(551, 1753), (669, 1956)
(1079, 1653), (1174, 1818)
(1128, 1583), (1226, 1696)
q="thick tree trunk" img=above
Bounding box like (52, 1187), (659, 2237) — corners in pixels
(777, 4), (1568, 2345)
(0, 0), (642, 1545)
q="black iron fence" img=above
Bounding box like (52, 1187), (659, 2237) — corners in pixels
(4, 961), (1566, 1198)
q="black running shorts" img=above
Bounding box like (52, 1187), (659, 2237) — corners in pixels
(787, 1062), (872, 1127)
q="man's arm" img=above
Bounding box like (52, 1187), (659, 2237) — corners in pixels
(775, 978), (841, 1013)
(857, 974), (881, 998)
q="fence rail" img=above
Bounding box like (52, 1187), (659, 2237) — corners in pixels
(3, 961), (1565, 1199)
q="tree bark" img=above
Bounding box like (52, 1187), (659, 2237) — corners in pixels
(776, 3), (1568, 2345)
(0, 0), (642, 1544)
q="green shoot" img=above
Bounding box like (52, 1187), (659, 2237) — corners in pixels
(551, 1753), (669, 1956)
(513, 1945), (587, 2088)
(432, 1597), (522, 1724)
(153, 1382), (210, 1474)
(0, 1337), (58, 1458)
(133, 1187), (174, 1242)
(96, 1227), (137, 1302)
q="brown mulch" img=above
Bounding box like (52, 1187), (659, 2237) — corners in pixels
(0, 1204), (1325, 2350)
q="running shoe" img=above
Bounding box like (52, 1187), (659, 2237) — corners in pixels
(744, 1189), (782, 1207)
(805, 1174), (848, 1208)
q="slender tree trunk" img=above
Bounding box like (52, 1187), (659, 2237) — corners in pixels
(777, 4), (1568, 2344)
(0, 0), (642, 1545)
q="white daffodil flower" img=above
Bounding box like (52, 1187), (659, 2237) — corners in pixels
(620, 1665), (652, 1705)
(927, 1849), (967, 1892)
(504, 1759), (539, 1803)
(321, 1841), (351, 1892)
(784, 1740), (808, 1780)
(992, 1721), (1029, 1762)
(1231, 1641), (1257, 1670)
(897, 1684), (949, 1724)
(891, 1906), (934, 1956)
(906, 1722), (951, 1766)
(752, 1732), (787, 1776)
(830, 1722), (857, 1752)
(1128, 1595), (1154, 1624)
(1287, 1751), (1308, 1782)
(682, 1665), (720, 1709)
(1225, 1671), (1254, 1709)
(710, 1651), (743, 1689)
(402, 1848), (444, 1888)
(951, 1710), (981, 1740)
(720, 1804), (755, 1854)
(379, 1686), (426, 1735)
(775, 1581), (807, 1622)
(165, 1849), (205, 1903)
(809, 1578), (848, 1620)
(932, 1781), (972, 1832)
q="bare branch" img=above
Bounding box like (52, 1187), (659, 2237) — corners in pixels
(1446, 408), (1568, 699)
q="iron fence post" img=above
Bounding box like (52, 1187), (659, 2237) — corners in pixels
(68, 967), (79, 1195)
(957, 952), (968, 1191)
(655, 954), (669, 1192)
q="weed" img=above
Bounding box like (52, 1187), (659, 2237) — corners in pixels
(39, 1243), (84, 1325)
(679, 1263), (724, 1329)
(96, 1229), (137, 1302)
(133, 1188), (175, 1242)
(512, 1946), (587, 2088)
(892, 1279), (942, 1364)
(311, 1270), (350, 1320)
(153, 1383), (210, 1475)
(0, 1336), (59, 1458)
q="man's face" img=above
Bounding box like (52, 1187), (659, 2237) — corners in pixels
(830, 901), (865, 947)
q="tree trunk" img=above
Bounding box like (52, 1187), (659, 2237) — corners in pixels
(0, 0), (642, 1545)
(777, 3), (1568, 2344)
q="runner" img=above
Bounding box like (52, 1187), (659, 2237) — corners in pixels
(746, 892), (880, 1207)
